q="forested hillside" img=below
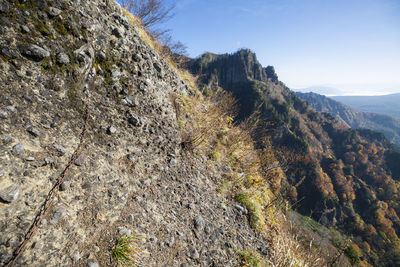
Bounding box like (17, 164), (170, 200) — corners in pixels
(188, 49), (400, 266)
(297, 92), (400, 147)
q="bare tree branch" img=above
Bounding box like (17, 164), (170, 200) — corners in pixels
(120, 0), (175, 28)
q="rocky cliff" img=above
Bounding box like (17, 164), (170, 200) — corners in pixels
(0, 1), (272, 266)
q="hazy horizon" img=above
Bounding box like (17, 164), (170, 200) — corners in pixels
(162, 0), (400, 96)
(293, 85), (399, 96)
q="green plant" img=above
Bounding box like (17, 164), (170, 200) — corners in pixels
(237, 249), (265, 267)
(236, 192), (265, 230)
(344, 244), (361, 265)
(209, 150), (220, 160)
(113, 235), (140, 266)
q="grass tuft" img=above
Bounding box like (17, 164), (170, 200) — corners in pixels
(113, 235), (140, 266)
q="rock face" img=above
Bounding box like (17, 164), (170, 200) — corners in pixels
(0, 0), (267, 266)
(188, 49), (278, 89)
(188, 49), (280, 119)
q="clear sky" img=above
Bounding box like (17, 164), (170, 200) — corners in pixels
(157, 0), (400, 95)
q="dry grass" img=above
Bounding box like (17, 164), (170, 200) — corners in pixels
(173, 86), (326, 266)
(122, 9), (196, 91)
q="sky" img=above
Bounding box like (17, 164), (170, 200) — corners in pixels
(155, 0), (400, 95)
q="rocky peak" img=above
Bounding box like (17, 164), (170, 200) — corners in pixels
(189, 49), (278, 89)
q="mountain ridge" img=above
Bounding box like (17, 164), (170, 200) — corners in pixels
(331, 93), (400, 119)
(188, 48), (400, 266)
(296, 91), (400, 147)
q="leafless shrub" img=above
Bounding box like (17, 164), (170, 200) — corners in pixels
(120, 0), (175, 28)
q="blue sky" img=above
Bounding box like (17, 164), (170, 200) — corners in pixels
(121, 0), (400, 95)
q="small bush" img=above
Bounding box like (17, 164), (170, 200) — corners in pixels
(345, 244), (361, 265)
(237, 249), (265, 267)
(236, 192), (265, 230)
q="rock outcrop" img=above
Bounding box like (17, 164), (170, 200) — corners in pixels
(0, 0), (267, 266)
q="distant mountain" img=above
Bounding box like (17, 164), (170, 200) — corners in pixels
(331, 94), (400, 119)
(295, 86), (344, 96)
(297, 92), (400, 147)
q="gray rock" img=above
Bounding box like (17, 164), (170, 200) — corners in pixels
(107, 126), (117, 134)
(21, 25), (30, 33)
(13, 143), (24, 154)
(118, 226), (131, 236)
(141, 179), (151, 186)
(0, 46), (18, 59)
(0, 136), (12, 145)
(74, 155), (84, 166)
(234, 204), (247, 214)
(120, 98), (129, 106)
(194, 215), (205, 231)
(176, 231), (186, 240)
(60, 181), (70, 191)
(87, 262), (99, 267)
(45, 157), (54, 165)
(166, 236), (175, 247)
(94, 246), (100, 252)
(111, 70), (121, 79)
(128, 116), (142, 127)
(188, 248), (200, 260)
(0, 109), (8, 119)
(169, 158), (178, 166)
(223, 165), (232, 172)
(87, 252), (94, 259)
(56, 52), (70, 65)
(6, 236), (19, 247)
(48, 7), (62, 17)
(153, 62), (163, 74)
(97, 51), (106, 61)
(220, 203), (227, 210)
(72, 251), (81, 262)
(19, 44), (50, 61)
(108, 188), (118, 197)
(112, 14), (130, 26)
(112, 27), (125, 38)
(0, 167), (5, 177)
(27, 126), (41, 137)
(128, 214), (135, 221)
(26, 156), (35, 161)
(53, 143), (65, 156)
(0, 2), (9, 13)
(41, 219), (47, 225)
(5, 106), (16, 113)
(51, 207), (67, 224)
(0, 253), (11, 264)
(0, 185), (20, 203)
